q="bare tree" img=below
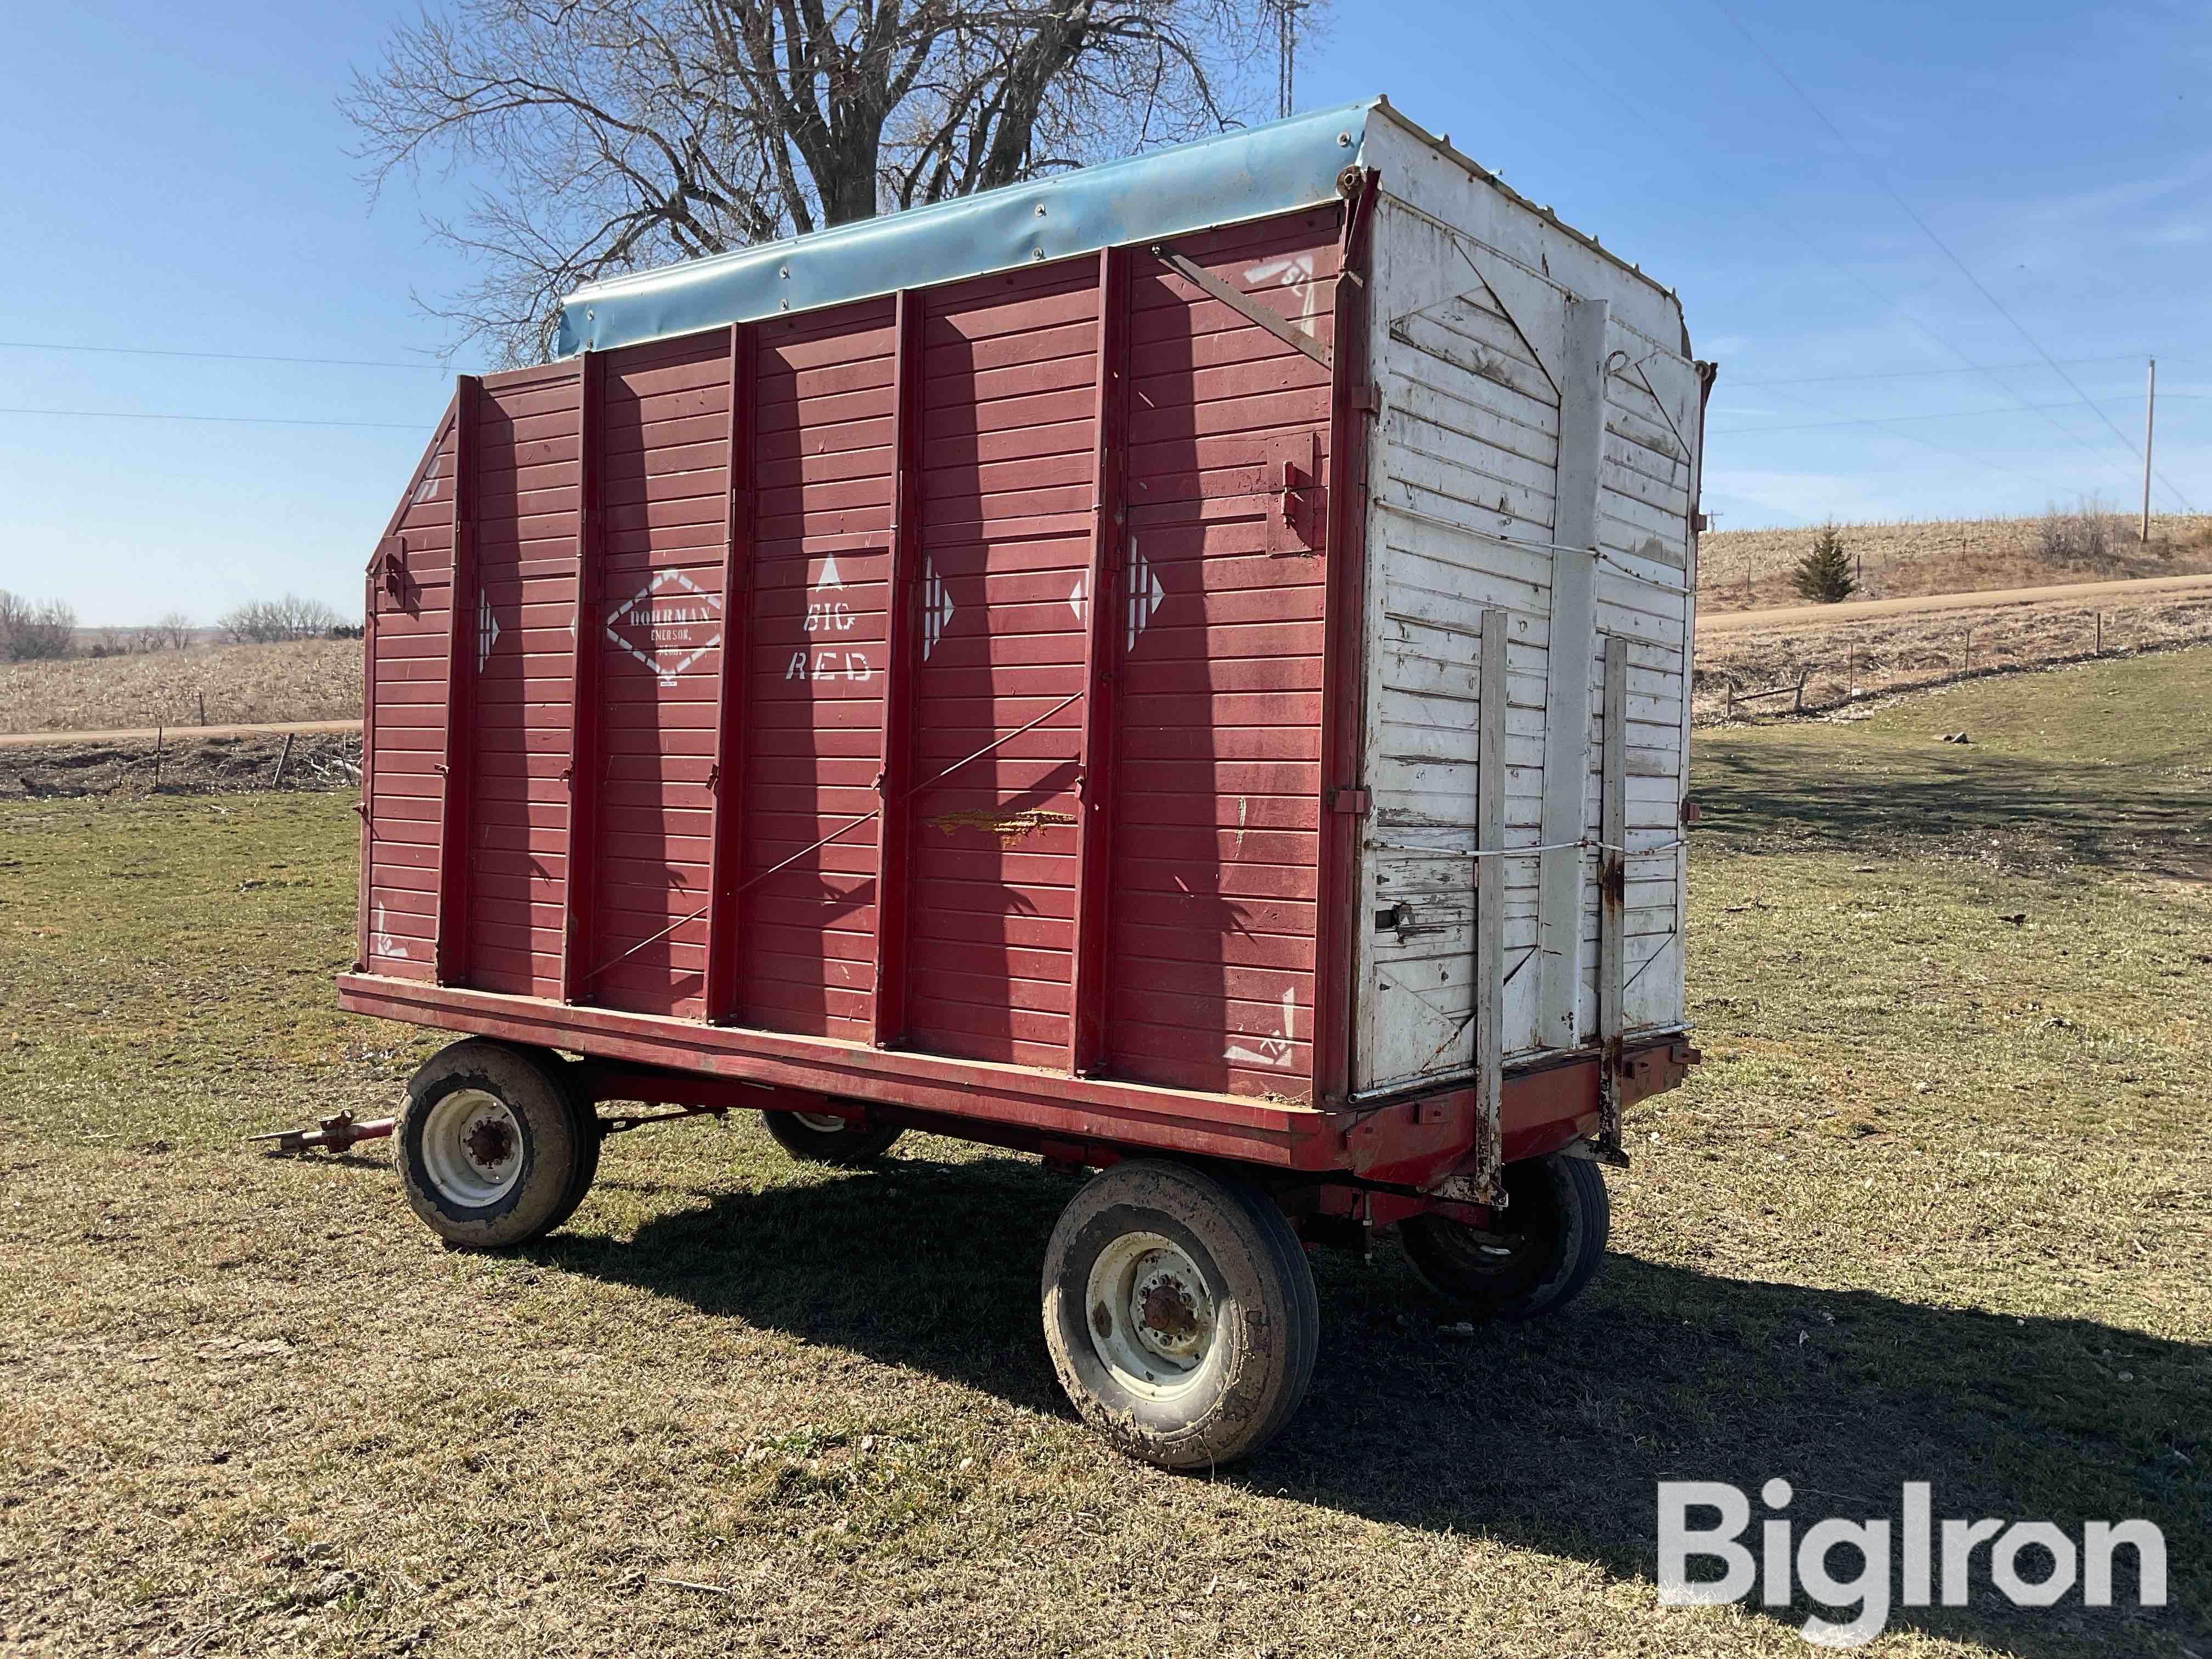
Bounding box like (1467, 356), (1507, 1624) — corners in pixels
(0, 591), (77, 662)
(219, 595), (343, 644)
(345, 0), (1306, 364)
(153, 611), (195, 651)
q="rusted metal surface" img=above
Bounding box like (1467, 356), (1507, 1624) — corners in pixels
(247, 1111), (396, 1156)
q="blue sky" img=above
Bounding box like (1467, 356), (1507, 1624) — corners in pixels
(2, 1), (2205, 623)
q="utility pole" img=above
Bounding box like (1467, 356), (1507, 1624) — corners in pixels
(2141, 356), (2156, 545)
(1269, 0), (1310, 119)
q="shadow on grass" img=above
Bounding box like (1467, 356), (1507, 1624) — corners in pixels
(532, 1149), (2208, 1656)
(1695, 740), (2212, 881)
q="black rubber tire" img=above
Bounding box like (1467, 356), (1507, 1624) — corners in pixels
(395, 1040), (586, 1249)
(1400, 1153), (1610, 1321)
(1041, 1160), (1318, 1471)
(540, 1056), (602, 1234)
(760, 1108), (904, 1167)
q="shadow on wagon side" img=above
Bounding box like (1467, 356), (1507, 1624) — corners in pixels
(528, 1149), (2202, 1658)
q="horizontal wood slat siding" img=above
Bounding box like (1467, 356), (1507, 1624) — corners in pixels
(365, 210), (1347, 1103)
(586, 331), (732, 1018)
(902, 263), (1101, 1069)
(1104, 211), (1340, 1100)
(469, 370), (583, 1000)
(364, 416), (459, 984)
(1355, 161), (1698, 1092)
(736, 299), (898, 1040)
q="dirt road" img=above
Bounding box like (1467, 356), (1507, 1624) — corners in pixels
(1700, 571), (2212, 634)
(0, 717), (362, 750)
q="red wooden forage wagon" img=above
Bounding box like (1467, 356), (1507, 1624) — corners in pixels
(336, 97), (1711, 1468)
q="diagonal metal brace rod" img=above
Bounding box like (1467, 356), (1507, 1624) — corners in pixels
(1148, 243), (1332, 370)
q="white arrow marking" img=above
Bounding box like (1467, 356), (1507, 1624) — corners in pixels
(1125, 538), (1164, 652)
(817, 554), (844, 590)
(476, 591), (499, 670)
(922, 556), (956, 659)
(1225, 989), (1297, 1068)
(1069, 573), (1087, 625)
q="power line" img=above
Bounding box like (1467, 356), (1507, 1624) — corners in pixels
(1712, 393), (2208, 438)
(0, 405), (424, 430)
(1500, 0), (2159, 509)
(1712, 3), (2198, 513)
(0, 339), (438, 371)
(1731, 352), (2194, 388)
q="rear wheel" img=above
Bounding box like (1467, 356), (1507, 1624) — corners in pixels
(1042, 1160), (1317, 1471)
(396, 1040), (589, 1249)
(1400, 1152), (1610, 1321)
(760, 1108), (905, 1167)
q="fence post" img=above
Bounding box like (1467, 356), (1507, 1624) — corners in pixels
(1793, 668), (1808, 713)
(2095, 612), (2103, 656)
(271, 732), (294, 790)
(151, 726), (163, 795)
(1725, 682), (1735, 721)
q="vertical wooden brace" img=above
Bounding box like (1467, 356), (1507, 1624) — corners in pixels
(1069, 246), (1133, 1076)
(871, 292), (926, 1048)
(1471, 608), (1509, 1199)
(1535, 296), (1609, 1049)
(1597, 633), (1628, 1152)
(1312, 168), (1381, 1105)
(705, 324), (757, 1024)
(433, 374), (483, 988)
(559, 353), (602, 1005)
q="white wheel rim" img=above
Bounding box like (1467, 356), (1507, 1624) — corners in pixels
(420, 1088), (524, 1207)
(792, 1111), (849, 1134)
(1083, 1231), (1218, 1401)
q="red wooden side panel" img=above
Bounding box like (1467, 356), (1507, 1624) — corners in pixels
(586, 333), (733, 1018)
(364, 418), (458, 983)
(1104, 211), (1341, 1099)
(735, 300), (899, 1039)
(466, 370), (583, 999)
(901, 265), (1101, 1068)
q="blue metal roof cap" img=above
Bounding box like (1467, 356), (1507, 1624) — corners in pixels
(555, 99), (1379, 357)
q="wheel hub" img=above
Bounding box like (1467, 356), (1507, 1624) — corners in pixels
(1084, 1233), (1217, 1397)
(1133, 1268), (1202, 1358)
(464, 1116), (516, 1170)
(418, 1088), (524, 1207)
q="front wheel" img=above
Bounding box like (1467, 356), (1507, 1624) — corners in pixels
(395, 1040), (591, 1249)
(1042, 1160), (1317, 1471)
(760, 1108), (904, 1167)
(1399, 1152), (1610, 1321)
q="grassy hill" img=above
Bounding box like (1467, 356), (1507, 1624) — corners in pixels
(1701, 510), (2212, 612)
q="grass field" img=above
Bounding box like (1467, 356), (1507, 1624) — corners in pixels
(1701, 512), (2212, 614)
(1, 654), (2206, 1657)
(0, 640), (362, 735)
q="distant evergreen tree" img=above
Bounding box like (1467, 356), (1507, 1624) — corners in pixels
(1793, 523), (1856, 603)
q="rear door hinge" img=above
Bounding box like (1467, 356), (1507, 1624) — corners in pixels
(1330, 787), (1370, 816)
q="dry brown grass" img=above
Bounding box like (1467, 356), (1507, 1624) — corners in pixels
(1701, 512), (2212, 613)
(0, 640), (363, 735)
(1695, 592), (2212, 722)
